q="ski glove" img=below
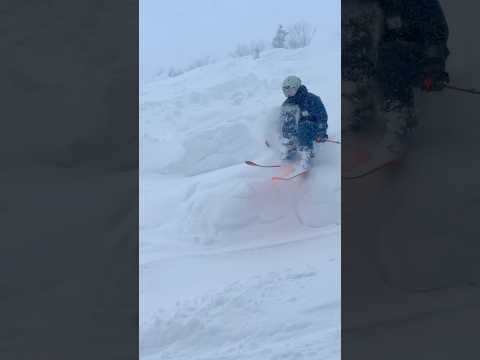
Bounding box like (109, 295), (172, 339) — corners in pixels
(316, 133), (328, 143)
(421, 68), (449, 91)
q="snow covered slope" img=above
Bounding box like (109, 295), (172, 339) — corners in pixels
(140, 33), (341, 360)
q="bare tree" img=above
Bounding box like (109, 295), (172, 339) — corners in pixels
(165, 56), (217, 78)
(185, 56), (215, 71)
(168, 67), (184, 78)
(286, 21), (316, 49)
(230, 41), (267, 59)
(250, 40), (266, 59)
(230, 43), (252, 58)
(272, 25), (288, 48)
(155, 68), (165, 78)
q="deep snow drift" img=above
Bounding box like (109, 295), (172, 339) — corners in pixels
(140, 33), (341, 360)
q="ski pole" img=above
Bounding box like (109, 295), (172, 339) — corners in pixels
(267, 138), (341, 147)
(445, 84), (480, 95)
(316, 137), (341, 144)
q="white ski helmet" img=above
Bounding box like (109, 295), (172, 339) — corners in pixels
(282, 75), (302, 97)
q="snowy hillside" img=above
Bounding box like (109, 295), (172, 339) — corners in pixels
(140, 34), (341, 360)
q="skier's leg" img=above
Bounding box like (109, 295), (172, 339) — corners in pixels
(341, 1), (383, 132)
(280, 116), (297, 160)
(342, 80), (375, 132)
(378, 41), (419, 154)
(297, 119), (318, 169)
(297, 119), (318, 150)
(381, 100), (414, 153)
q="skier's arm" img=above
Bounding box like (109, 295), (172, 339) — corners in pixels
(308, 96), (328, 139)
(418, 0), (449, 47)
(415, 0), (450, 90)
(405, 0), (449, 61)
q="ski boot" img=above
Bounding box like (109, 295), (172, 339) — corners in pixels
(384, 131), (407, 154)
(299, 147), (314, 170)
(381, 103), (413, 159)
(280, 137), (297, 162)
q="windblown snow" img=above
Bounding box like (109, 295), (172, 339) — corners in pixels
(140, 33), (341, 360)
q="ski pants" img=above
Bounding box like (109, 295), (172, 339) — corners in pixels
(282, 118), (319, 150)
(342, 0), (418, 135)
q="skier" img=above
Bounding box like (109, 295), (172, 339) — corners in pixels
(342, 0), (450, 157)
(280, 75), (328, 170)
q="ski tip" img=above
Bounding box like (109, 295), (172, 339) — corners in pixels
(245, 160), (282, 168)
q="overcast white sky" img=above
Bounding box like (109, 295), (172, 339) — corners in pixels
(140, 0), (340, 85)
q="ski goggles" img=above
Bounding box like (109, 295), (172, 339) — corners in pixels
(282, 85), (298, 97)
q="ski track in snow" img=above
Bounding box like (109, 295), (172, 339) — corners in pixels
(140, 34), (340, 360)
(141, 270), (340, 360)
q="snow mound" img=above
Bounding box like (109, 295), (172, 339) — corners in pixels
(163, 122), (258, 176)
(142, 270), (340, 360)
